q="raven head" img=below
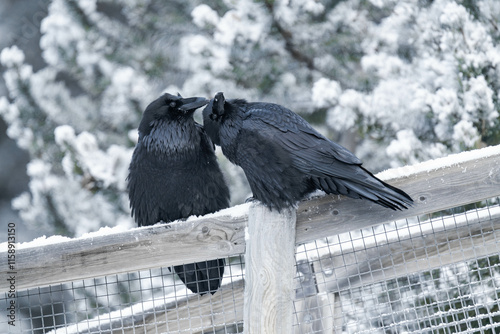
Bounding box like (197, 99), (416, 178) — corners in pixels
(203, 92), (226, 122)
(139, 93), (208, 136)
(212, 92), (226, 118)
(202, 92), (228, 146)
(177, 94), (210, 113)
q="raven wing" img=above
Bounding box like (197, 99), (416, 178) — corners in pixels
(242, 103), (362, 177)
(240, 103), (413, 209)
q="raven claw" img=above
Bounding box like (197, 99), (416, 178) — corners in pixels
(245, 197), (257, 203)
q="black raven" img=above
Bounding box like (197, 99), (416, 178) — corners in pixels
(202, 92), (413, 211)
(128, 93), (230, 295)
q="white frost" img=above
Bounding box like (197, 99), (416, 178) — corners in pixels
(54, 125), (76, 147)
(386, 129), (422, 167)
(452, 120), (480, 147)
(296, 203), (500, 263)
(312, 78), (342, 108)
(0, 224), (132, 252)
(191, 4), (219, 28)
(377, 144), (500, 180)
(77, 0), (97, 15)
(0, 45), (25, 67)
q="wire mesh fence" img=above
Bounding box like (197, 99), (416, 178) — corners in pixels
(1, 197), (499, 333)
(1, 256), (246, 334)
(293, 197), (500, 334)
(1, 147), (500, 333)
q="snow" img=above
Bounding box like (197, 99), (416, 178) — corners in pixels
(77, 0), (97, 16)
(308, 0), (500, 170)
(326, 89), (364, 132)
(54, 127), (134, 190)
(54, 125), (76, 147)
(46, 296), (162, 334)
(40, 0), (86, 65)
(296, 203), (500, 263)
(431, 88), (459, 124)
(386, 129), (423, 166)
(213, 1), (267, 46)
(0, 45), (25, 67)
(184, 202), (250, 223)
(0, 224), (134, 252)
(1, 1), (499, 332)
(311, 78), (342, 108)
(128, 129), (139, 143)
(10, 235), (72, 250)
(191, 4), (219, 28)
(280, 72), (297, 88)
(2, 144), (497, 251)
(463, 76), (496, 118)
(79, 224), (130, 239)
(376, 144), (500, 180)
(46, 273), (244, 334)
(227, 202), (251, 218)
(26, 159), (51, 179)
(180, 35), (231, 75)
(361, 53), (405, 77)
(0, 202), (250, 252)
(452, 120), (480, 147)
(301, 0), (325, 15)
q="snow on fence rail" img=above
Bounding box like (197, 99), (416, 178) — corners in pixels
(1, 145), (499, 292)
(1, 144), (500, 333)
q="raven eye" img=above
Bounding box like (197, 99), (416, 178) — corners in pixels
(169, 101), (176, 108)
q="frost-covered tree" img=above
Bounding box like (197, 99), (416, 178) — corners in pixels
(1, 0), (499, 236)
(3, 0), (499, 236)
(180, 0), (500, 170)
(1, 0), (499, 332)
(0, 0), (199, 236)
(321, 0), (500, 169)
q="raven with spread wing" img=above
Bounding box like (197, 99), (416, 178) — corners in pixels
(128, 93), (230, 295)
(203, 92), (412, 211)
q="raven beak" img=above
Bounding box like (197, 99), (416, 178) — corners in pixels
(179, 97), (209, 112)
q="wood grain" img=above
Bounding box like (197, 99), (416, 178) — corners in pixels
(295, 147), (500, 243)
(51, 206), (500, 333)
(244, 204), (296, 334)
(313, 210), (500, 294)
(1, 146), (499, 292)
(0, 212), (247, 292)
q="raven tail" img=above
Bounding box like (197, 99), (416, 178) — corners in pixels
(313, 167), (413, 211)
(173, 259), (225, 295)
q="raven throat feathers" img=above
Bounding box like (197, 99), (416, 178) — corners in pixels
(141, 120), (199, 154)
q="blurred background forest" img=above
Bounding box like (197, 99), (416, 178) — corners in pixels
(1, 1), (500, 333)
(1, 0), (500, 241)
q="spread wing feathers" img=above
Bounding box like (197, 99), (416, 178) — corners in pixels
(244, 104), (413, 210)
(174, 259), (225, 295)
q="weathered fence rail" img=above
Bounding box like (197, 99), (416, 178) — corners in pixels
(1, 145), (500, 334)
(303, 203), (500, 293)
(1, 145), (499, 293)
(43, 202), (500, 334)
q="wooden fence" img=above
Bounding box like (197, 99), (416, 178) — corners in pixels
(1, 144), (500, 333)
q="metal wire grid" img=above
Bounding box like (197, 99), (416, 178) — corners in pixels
(293, 197), (500, 333)
(0, 256), (245, 333)
(1, 198), (499, 333)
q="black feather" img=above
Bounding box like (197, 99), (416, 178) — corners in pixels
(202, 92), (413, 211)
(128, 93), (230, 295)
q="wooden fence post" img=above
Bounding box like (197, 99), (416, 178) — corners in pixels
(244, 203), (297, 333)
